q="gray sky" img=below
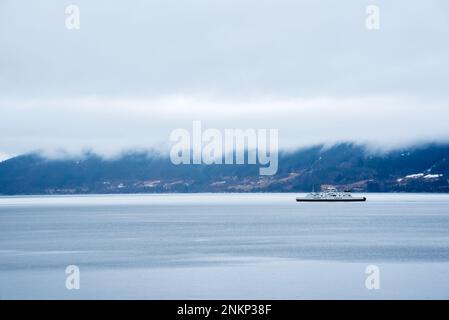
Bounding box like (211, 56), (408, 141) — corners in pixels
(1, 0), (449, 160)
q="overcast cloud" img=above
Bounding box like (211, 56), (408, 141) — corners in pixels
(1, 0), (449, 160)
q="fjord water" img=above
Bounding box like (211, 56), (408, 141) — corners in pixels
(1, 193), (449, 299)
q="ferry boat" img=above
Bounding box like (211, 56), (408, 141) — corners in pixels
(296, 186), (366, 202)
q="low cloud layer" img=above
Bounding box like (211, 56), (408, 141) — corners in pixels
(1, 95), (449, 160)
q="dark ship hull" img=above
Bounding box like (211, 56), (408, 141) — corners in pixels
(296, 197), (366, 202)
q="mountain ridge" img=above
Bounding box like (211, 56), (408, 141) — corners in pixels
(0, 143), (448, 194)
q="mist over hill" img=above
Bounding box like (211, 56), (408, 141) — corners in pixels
(0, 143), (448, 195)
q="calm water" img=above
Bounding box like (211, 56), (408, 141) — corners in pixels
(1, 193), (449, 299)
